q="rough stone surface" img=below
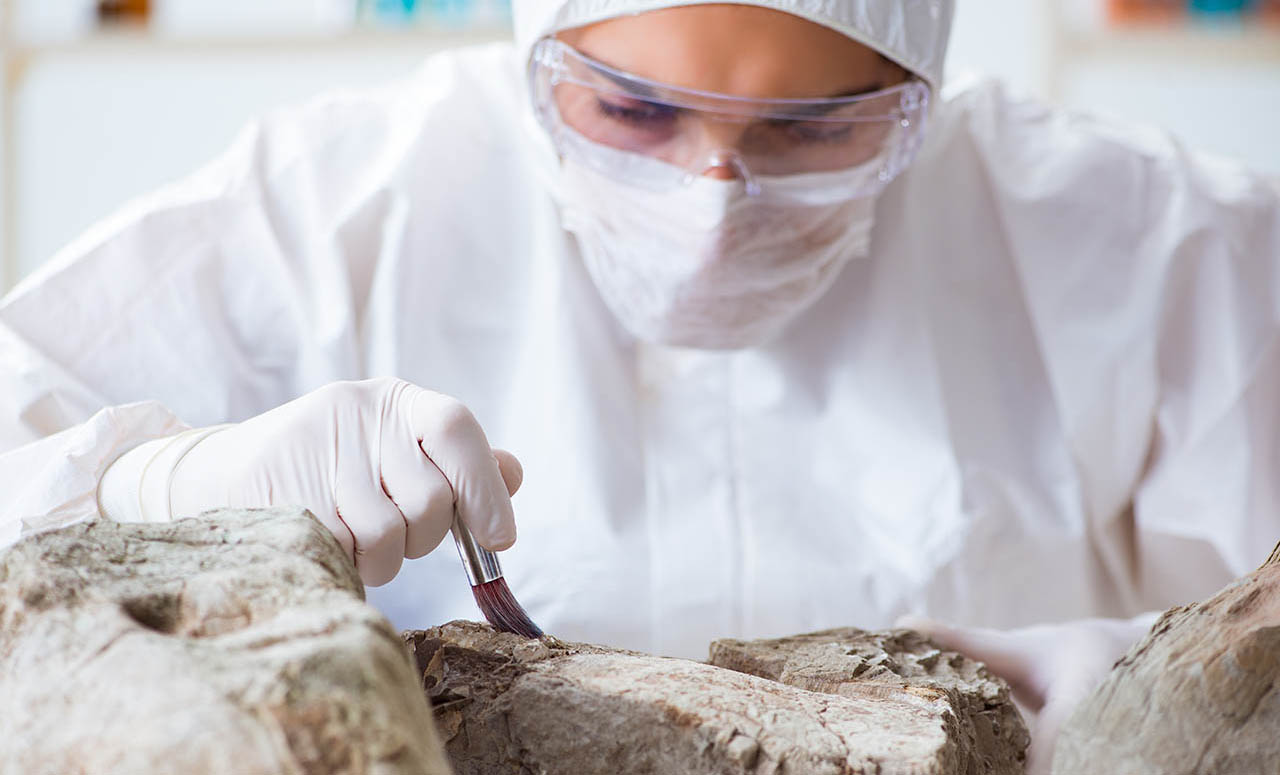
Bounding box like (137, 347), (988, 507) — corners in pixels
(406, 620), (1029, 775)
(1053, 542), (1280, 775)
(0, 507), (450, 775)
(710, 628), (1029, 775)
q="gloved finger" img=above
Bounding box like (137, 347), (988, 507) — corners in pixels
(1025, 693), (1078, 775)
(336, 484), (408, 587)
(895, 615), (1049, 710)
(1026, 642), (1117, 775)
(492, 448), (523, 496)
(410, 389), (516, 551)
(309, 506), (357, 562)
(379, 427), (456, 560)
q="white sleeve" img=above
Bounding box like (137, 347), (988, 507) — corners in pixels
(0, 59), (448, 551)
(0, 86), (398, 547)
(0, 401), (189, 549)
(96, 424), (232, 526)
(0, 317), (193, 548)
(0, 78), (408, 435)
(1131, 165), (1280, 602)
(0, 135), (258, 549)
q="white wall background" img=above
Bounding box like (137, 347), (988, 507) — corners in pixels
(7, 40), (472, 284)
(1, 0), (1278, 291)
(948, 0), (1055, 97)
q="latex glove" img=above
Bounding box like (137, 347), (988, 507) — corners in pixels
(103, 378), (521, 586)
(896, 613), (1158, 775)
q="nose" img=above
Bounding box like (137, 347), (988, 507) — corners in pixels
(680, 118), (760, 194)
(689, 149), (760, 195)
(701, 165), (738, 181)
(691, 120), (749, 180)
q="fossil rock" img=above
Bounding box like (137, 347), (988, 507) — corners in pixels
(405, 620), (1029, 775)
(1052, 542), (1280, 775)
(0, 507), (450, 775)
(710, 628), (1029, 774)
(0, 503), (1034, 775)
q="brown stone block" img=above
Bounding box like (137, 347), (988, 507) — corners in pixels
(406, 620), (1029, 775)
(710, 628), (1029, 774)
(0, 507), (450, 775)
(1053, 542), (1280, 774)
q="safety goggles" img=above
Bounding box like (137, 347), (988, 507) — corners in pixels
(528, 37), (930, 200)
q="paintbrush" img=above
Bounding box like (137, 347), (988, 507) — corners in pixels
(451, 512), (543, 638)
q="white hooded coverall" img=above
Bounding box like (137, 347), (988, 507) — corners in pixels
(0, 0), (1277, 659)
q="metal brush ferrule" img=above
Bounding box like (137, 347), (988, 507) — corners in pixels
(451, 513), (503, 586)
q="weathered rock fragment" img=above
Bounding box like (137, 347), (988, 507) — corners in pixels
(1052, 542), (1280, 775)
(406, 620), (1029, 775)
(0, 507), (450, 775)
(710, 628), (1029, 774)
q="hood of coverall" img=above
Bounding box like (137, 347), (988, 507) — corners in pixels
(512, 0), (955, 94)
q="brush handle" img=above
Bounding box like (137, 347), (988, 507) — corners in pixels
(451, 512), (503, 586)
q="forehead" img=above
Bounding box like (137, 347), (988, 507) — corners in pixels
(556, 4), (889, 101)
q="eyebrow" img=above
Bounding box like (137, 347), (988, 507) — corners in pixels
(591, 63), (660, 98)
(579, 50), (889, 115)
(592, 69), (883, 106)
(785, 85), (886, 116)
(830, 84), (887, 99)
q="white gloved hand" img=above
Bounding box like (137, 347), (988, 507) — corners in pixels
(896, 613), (1158, 775)
(101, 378), (522, 586)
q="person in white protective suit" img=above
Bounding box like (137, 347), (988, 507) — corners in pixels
(2, 0), (1279, 768)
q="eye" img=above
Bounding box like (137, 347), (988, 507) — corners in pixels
(594, 97), (678, 127)
(780, 121), (855, 144)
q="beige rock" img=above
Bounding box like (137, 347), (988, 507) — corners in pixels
(0, 507), (451, 775)
(405, 620), (1029, 775)
(1052, 542), (1280, 775)
(710, 628), (1029, 774)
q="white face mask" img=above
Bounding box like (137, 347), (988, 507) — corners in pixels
(552, 157), (879, 350)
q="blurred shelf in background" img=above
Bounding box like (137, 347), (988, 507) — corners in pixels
(946, 0), (1278, 180)
(2, 0), (1277, 292)
(1044, 1), (1280, 179)
(1106, 0), (1280, 25)
(1065, 0), (1280, 62)
(1061, 21), (1280, 62)
(8, 0), (509, 45)
(5, 24), (512, 61)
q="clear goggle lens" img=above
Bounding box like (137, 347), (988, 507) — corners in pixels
(528, 37), (930, 199)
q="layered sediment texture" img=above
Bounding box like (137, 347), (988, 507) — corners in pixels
(1, 505), (1034, 775)
(406, 621), (1029, 775)
(0, 507), (450, 775)
(1053, 542), (1280, 775)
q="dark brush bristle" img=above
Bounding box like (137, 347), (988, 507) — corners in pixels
(472, 577), (543, 638)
